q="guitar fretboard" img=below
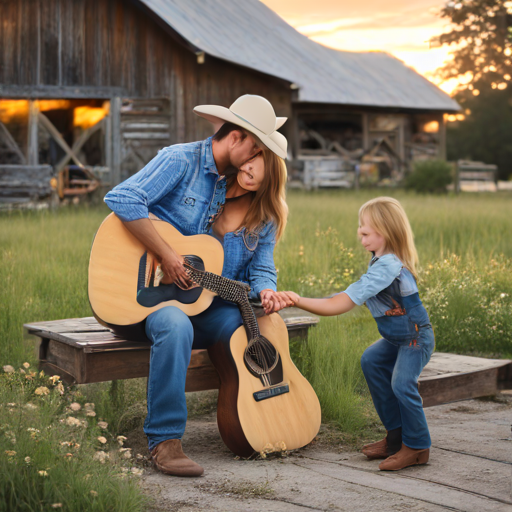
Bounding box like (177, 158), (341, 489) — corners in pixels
(183, 262), (261, 339)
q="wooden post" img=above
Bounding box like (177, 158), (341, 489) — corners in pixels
(105, 110), (112, 177)
(110, 97), (122, 186)
(27, 101), (39, 166)
(438, 114), (447, 160)
(362, 112), (370, 151)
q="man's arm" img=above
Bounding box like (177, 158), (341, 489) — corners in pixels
(105, 149), (191, 287)
(122, 218), (191, 288)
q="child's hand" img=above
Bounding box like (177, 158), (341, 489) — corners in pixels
(281, 291), (300, 306)
(260, 290), (295, 314)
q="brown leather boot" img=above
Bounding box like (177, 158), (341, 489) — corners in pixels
(150, 439), (204, 477)
(362, 427), (402, 460)
(379, 443), (429, 471)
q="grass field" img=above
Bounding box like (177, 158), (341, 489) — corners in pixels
(1, 190), (511, 509)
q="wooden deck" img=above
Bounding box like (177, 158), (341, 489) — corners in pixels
(24, 315), (512, 405)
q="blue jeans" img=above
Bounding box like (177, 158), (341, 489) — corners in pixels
(360, 325), (435, 449)
(144, 297), (243, 450)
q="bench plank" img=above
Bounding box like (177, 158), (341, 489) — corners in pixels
(26, 311), (319, 389)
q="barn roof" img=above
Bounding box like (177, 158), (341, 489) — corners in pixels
(138, 0), (460, 112)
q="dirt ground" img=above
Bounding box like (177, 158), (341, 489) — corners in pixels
(136, 393), (512, 512)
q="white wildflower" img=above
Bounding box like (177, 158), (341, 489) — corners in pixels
(69, 403), (81, 412)
(65, 416), (81, 427)
(93, 450), (109, 463)
(3, 365), (14, 374)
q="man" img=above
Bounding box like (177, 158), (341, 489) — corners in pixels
(104, 95), (289, 477)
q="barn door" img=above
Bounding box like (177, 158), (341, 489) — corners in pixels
(110, 98), (171, 185)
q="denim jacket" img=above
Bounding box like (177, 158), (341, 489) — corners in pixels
(104, 137), (226, 235)
(209, 222), (278, 299)
(104, 137), (277, 298)
(344, 254), (431, 343)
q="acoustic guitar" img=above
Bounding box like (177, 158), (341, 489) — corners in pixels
(88, 213), (321, 457)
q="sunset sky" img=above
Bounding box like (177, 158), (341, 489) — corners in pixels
(261, 0), (457, 94)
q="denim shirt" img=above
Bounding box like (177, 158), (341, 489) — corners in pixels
(104, 137), (277, 299)
(344, 254), (431, 343)
(209, 222), (278, 299)
(104, 138), (226, 236)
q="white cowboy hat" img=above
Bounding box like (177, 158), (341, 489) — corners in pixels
(193, 95), (288, 159)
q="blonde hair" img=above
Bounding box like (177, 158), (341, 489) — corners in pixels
(228, 150), (288, 241)
(359, 197), (418, 277)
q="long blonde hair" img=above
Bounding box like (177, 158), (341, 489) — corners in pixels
(359, 197), (418, 277)
(228, 150), (288, 241)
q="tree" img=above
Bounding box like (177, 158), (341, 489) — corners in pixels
(433, 1), (512, 178)
(433, 1), (512, 93)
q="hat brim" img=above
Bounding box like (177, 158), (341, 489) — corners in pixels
(193, 105), (287, 159)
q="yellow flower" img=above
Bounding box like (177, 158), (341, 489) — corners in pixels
(22, 362), (30, 369)
(34, 386), (50, 396)
(49, 375), (60, 384)
(4, 450), (16, 457)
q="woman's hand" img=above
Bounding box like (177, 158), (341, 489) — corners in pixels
(260, 289), (295, 314)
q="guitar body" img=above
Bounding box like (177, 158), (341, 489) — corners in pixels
(209, 313), (322, 457)
(88, 213), (224, 338)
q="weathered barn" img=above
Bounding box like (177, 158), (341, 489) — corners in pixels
(0, 0), (458, 202)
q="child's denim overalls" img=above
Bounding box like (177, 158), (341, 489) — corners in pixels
(344, 254), (435, 449)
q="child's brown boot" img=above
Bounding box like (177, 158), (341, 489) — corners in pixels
(362, 427), (401, 460)
(379, 443), (429, 471)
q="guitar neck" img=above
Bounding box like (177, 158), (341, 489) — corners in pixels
(184, 263), (261, 339)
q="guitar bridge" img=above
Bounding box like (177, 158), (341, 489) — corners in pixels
(253, 384), (289, 402)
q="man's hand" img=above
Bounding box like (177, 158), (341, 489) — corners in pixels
(260, 289), (295, 314)
(160, 250), (192, 289)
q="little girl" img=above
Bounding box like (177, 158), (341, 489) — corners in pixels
(284, 197), (434, 471)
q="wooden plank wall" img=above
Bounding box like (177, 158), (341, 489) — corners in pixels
(0, 0), (292, 144)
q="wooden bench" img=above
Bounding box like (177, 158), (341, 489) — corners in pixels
(24, 315), (512, 406)
(24, 309), (320, 393)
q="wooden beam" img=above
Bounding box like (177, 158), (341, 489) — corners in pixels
(0, 85), (129, 99)
(0, 121), (27, 164)
(55, 118), (105, 173)
(38, 113), (85, 168)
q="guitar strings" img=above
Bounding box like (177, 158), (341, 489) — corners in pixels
(183, 260), (279, 379)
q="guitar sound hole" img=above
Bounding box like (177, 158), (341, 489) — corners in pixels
(136, 253), (205, 307)
(244, 335), (280, 381)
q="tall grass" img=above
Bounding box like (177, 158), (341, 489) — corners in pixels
(0, 206), (108, 364)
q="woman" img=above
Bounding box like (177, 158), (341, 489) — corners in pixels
(144, 149), (291, 476)
(209, 148), (289, 312)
